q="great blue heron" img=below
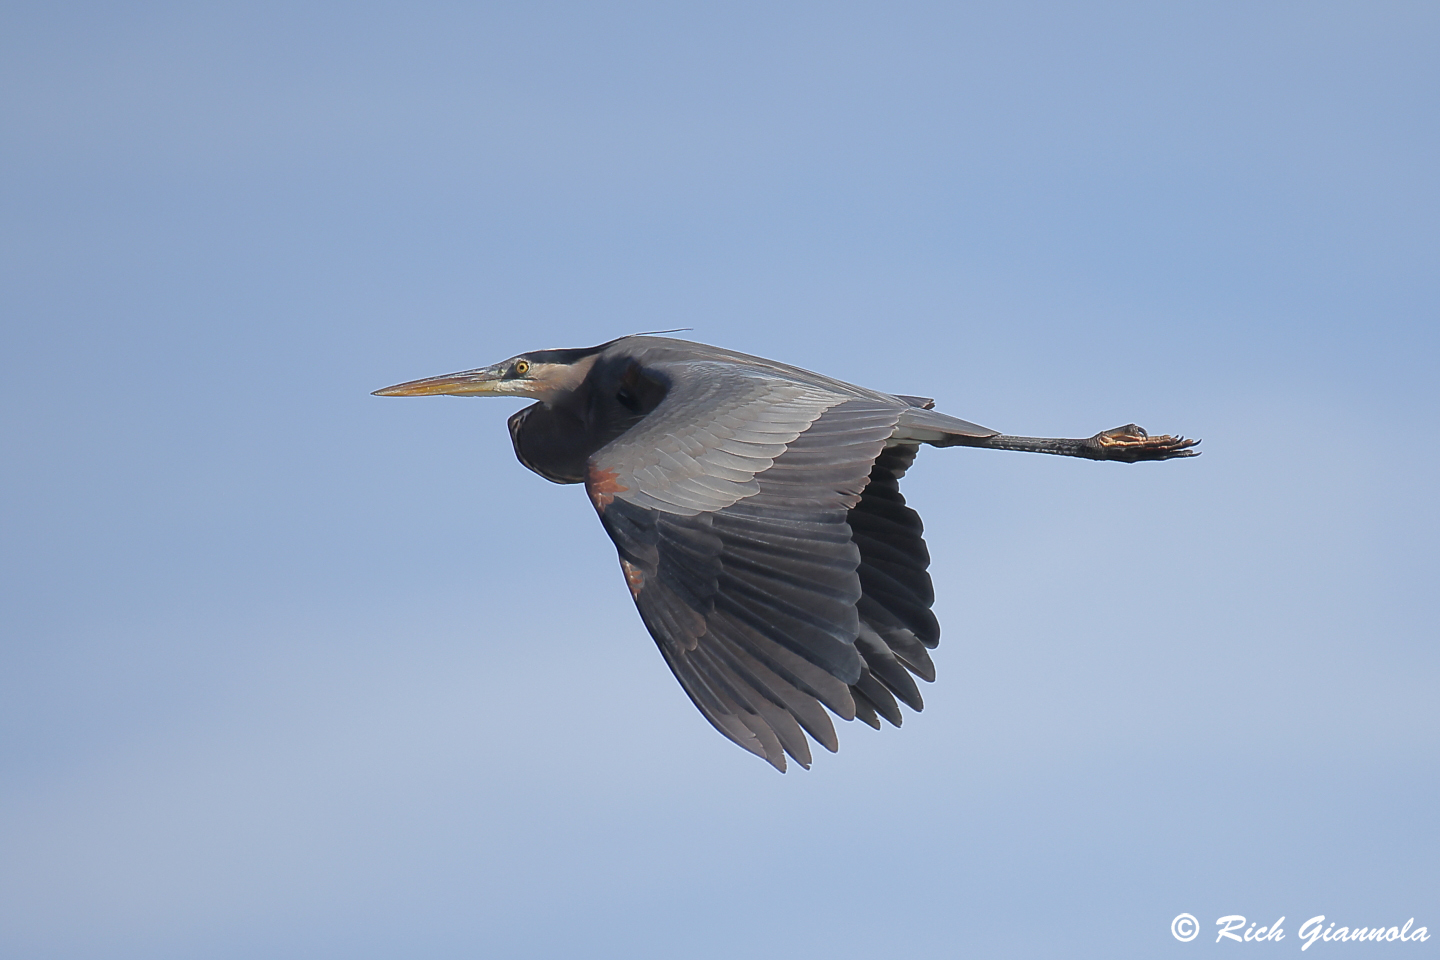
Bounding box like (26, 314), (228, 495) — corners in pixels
(374, 335), (1197, 770)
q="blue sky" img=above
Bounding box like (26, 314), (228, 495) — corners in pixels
(2, 2), (1436, 957)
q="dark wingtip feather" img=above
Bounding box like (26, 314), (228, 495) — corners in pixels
(883, 629), (937, 683)
(855, 628), (925, 712)
(852, 696), (882, 729)
(852, 667), (904, 727)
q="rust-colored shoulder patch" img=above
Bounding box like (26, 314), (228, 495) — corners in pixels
(585, 463), (629, 512)
(618, 558), (646, 599)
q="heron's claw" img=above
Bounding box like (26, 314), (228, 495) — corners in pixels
(1088, 424), (1201, 462)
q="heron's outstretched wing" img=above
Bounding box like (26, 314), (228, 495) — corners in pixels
(587, 377), (945, 770)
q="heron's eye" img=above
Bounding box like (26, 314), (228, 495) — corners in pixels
(513, 359), (531, 377)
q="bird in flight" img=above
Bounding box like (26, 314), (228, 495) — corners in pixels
(375, 336), (1197, 770)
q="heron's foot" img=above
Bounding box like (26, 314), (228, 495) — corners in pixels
(1088, 424), (1200, 462)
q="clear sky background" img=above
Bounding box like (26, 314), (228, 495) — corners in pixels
(2, 2), (1436, 958)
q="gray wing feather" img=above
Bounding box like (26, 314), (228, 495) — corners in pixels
(594, 362), (850, 516)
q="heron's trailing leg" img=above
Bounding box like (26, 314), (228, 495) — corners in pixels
(945, 424), (1200, 462)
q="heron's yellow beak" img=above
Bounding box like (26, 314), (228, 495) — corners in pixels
(372, 365), (507, 397)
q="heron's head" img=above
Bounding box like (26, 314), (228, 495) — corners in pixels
(372, 347), (603, 405)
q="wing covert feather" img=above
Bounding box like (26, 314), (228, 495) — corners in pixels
(592, 361), (852, 517)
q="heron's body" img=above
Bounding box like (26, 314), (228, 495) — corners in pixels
(376, 335), (1196, 770)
